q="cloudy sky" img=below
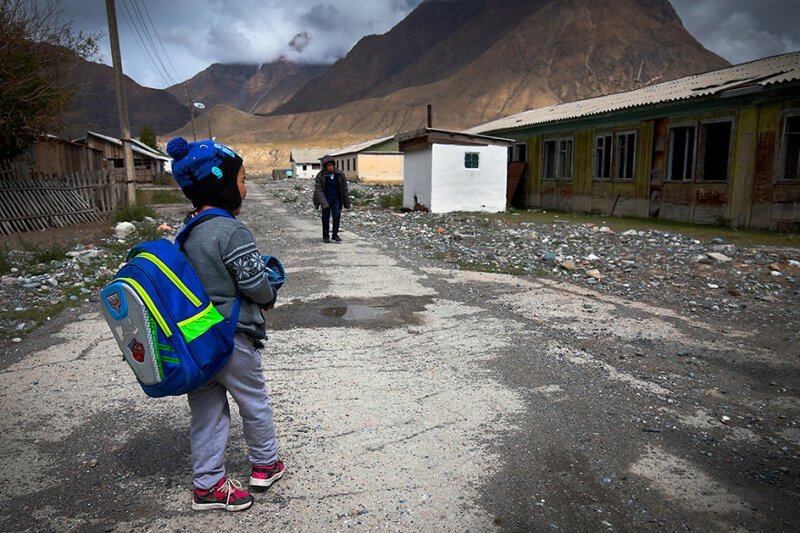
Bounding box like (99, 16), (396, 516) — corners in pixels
(51, 0), (800, 89)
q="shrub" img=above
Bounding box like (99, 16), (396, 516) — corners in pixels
(112, 203), (156, 222)
(379, 190), (403, 209)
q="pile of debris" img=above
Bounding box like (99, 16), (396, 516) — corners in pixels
(270, 181), (800, 331)
(0, 218), (177, 342)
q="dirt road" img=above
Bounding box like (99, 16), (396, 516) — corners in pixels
(0, 184), (797, 531)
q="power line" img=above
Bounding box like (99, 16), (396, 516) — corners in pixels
(136, 0), (179, 78)
(119, 0), (173, 87)
(128, 0), (177, 86)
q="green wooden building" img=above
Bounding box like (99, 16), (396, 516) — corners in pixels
(471, 52), (800, 230)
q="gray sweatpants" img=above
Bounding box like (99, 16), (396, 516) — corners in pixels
(187, 333), (279, 489)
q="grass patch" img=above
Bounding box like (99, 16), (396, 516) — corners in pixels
(378, 189), (403, 209)
(137, 188), (188, 205)
(112, 203), (156, 223)
(19, 241), (67, 265)
(485, 209), (800, 248)
(1, 302), (69, 339)
(349, 188), (375, 207)
(0, 246), (11, 275)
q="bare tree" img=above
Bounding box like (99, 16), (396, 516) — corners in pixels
(0, 0), (100, 159)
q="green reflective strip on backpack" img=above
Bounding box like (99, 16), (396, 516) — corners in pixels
(177, 303), (225, 343)
(117, 277), (173, 337)
(137, 252), (202, 307)
(148, 313), (165, 380)
(161, 355), (180, 365)
(158, 343), (173, 353)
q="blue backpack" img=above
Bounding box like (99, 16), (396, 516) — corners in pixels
(100, 208), (241, 398)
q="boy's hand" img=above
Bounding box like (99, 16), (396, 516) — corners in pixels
(261, 303), (275, 312)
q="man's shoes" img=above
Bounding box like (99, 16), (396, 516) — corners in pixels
(323, 238), (331, 243)
(192, 477), (253, 511)
(250, 459), (285, 490)
(332, 235), (342, 243)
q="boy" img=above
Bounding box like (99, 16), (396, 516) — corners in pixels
(313, 158), (350, 243)
(166, 136), (285, 511)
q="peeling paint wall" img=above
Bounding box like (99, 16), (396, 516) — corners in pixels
(403, 149), (432, 210)
(499, 89), (800, 229)
(357, 153), (404, 185)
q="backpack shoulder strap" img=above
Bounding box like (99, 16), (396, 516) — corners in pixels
(175, 208), (235, 250)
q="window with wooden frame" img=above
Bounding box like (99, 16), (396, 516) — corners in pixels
(593, 134), (612, 178)
(614, 131), (636, 180)
(697, 120), (732, 181)
(667, 125), (696, 181)
(464, 152), (479, 169)
(779, 115), (800, 181)
(542, 137), (573, 179)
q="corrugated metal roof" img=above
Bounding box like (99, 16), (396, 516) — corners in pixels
(470, 52), (800, 134)
(84, 131), (171, 161)
(290, 147), (332, 163)
(329, 136), (395, 156)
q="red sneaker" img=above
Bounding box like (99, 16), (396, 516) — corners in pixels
(192, 477), (253, 511)
(250, 459), (285, 489)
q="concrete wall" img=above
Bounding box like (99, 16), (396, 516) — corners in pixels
(403, 149), (432, 209)
(429, 144), (507, 213)
(292, 162), (320, 180)
(357, 153), (403, 185)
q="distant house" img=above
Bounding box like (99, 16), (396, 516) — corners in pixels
(74, 131), (171, 183)
(290, 148), (331, 179)
(326, 136), (403, 185)
(24, 135), (104, 177)
(398, 128), (513, 213)
(470, 52), (800, 230)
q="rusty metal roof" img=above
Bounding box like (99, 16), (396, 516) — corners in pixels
(470, 52), (800, 134)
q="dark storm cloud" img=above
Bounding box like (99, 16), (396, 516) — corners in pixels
(289, 32), (312, 53)
(301, 4), (341, 29)
(670, 0), (800, 63)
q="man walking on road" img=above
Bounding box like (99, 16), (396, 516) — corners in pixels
(313, 158), (350, 243)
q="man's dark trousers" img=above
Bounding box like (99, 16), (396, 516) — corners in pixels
(321, 198), (341, 241)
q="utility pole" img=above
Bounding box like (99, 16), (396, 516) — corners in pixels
(105, 0), (136, 206)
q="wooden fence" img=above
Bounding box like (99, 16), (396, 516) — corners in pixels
(0, 163), (125, 235)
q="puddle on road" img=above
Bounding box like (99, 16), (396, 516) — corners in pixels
(268, 296), (431, 330)
(320, 304), (388, 321)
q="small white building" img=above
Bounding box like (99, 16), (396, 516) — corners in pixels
(290, 148), (331, 179)
(398, 128), (513, 213)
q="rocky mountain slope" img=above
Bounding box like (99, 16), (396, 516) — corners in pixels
(57, 55), (189, 140)
(169, 0), (728, 149)
(167, 59), (329, 115)
(273, 0), (728, 119)
(58, 0), (730, 154)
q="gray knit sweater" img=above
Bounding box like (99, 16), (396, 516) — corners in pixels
(181, 215), (276, 340)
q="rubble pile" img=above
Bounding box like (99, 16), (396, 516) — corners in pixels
(271, 181), (800, 329)
(0, 218), (177, 341)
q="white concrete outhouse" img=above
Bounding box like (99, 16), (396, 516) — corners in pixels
(398, 128), (513, 213)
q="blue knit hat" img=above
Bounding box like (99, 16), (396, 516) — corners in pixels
(166, 137), (244, 211)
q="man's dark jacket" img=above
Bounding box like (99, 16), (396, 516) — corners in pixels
(313, 169), (351, 210)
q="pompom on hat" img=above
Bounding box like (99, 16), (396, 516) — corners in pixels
(167, 137), (244, 212)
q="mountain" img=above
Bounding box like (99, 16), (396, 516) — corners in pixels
(167, 60), (329, 115)
(273, 0), (728, 122)
(58, 55), (189, 139)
